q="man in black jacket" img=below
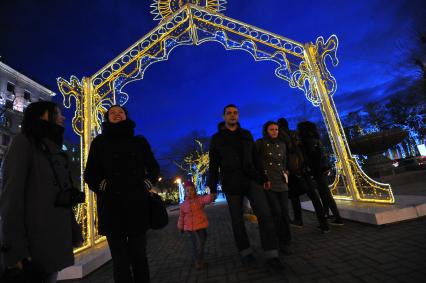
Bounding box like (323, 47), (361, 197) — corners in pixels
(208, 104), (283, 269)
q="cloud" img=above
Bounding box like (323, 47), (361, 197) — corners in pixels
(334, 75), (416, 115)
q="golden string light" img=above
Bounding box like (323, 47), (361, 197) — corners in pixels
(150, 0), (227, 21)
(57, 2), (394, 253)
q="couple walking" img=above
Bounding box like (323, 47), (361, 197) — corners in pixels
(208, 104), (291, 271)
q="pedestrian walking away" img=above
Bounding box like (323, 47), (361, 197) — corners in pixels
(277, 118), (330, 233)
(298, 121), (344, 226)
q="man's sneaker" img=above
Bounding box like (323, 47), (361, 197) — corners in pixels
(318, 225), (330, 234)
(329, 219), (344, 226)
(241, 254), (257, 265)
(279, 244), (294, 255)
(290, 220), (304, 228)
(266, 257), (285, 272)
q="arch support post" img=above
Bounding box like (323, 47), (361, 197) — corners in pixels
(82, 77), (95, 247)
(303, 43), (394, 204)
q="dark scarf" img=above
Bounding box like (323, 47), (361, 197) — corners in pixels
(263, 134), (279, 144)
(102, 119), (135, 138)
(24, 119), (64, 147)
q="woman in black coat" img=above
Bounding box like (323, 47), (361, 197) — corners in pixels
(84, 105), (160, 283)
(1, 101), (81, 282)
(255, 121), (292, 255)
(297, 121), (344, 226)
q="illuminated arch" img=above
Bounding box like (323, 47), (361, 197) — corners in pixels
(57, 4), (394, 252)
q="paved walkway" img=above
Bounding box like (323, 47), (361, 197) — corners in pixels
(64, 198), (426, 283)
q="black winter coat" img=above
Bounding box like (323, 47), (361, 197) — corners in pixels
(300, 136), (331, 175)
(208, 126), (265, 195)
(255, 137), (288, 192)
(84, 120), (160, 235)
(278, 128), (306, 174)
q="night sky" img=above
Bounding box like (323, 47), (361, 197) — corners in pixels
(1, 0), (425, 175)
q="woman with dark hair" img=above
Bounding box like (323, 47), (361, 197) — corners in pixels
(84, 105), (160, 283)
(297, 121), (344, 226)
(255, 121), (292, 255)
(277, 118), (330, 232)
(0, 101), (81, 282)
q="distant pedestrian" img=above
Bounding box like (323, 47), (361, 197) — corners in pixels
(297, 121), (344, 226)
(177, 181), (216, 270)
(84, 105), (160, 283)
(255, 121), (293, 255)
(0, 101), (82, 283)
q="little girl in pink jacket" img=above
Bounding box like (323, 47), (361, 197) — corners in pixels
(177, 180), (216, 269)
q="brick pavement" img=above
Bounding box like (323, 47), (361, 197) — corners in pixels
(64, 200), (426, 283)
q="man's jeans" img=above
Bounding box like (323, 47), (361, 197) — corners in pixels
(225, 181), (278, 258)
(264, 190), (291, 246)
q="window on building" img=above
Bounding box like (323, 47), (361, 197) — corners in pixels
(7, 82), (15, 93)
(24, 90), (31, 100)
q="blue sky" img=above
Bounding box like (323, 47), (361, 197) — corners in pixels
(0, 0), (424, 174)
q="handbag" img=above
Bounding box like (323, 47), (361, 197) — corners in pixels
(148, 192), (168, 230)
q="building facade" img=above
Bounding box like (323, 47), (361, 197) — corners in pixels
(0, 61), (55, 166)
